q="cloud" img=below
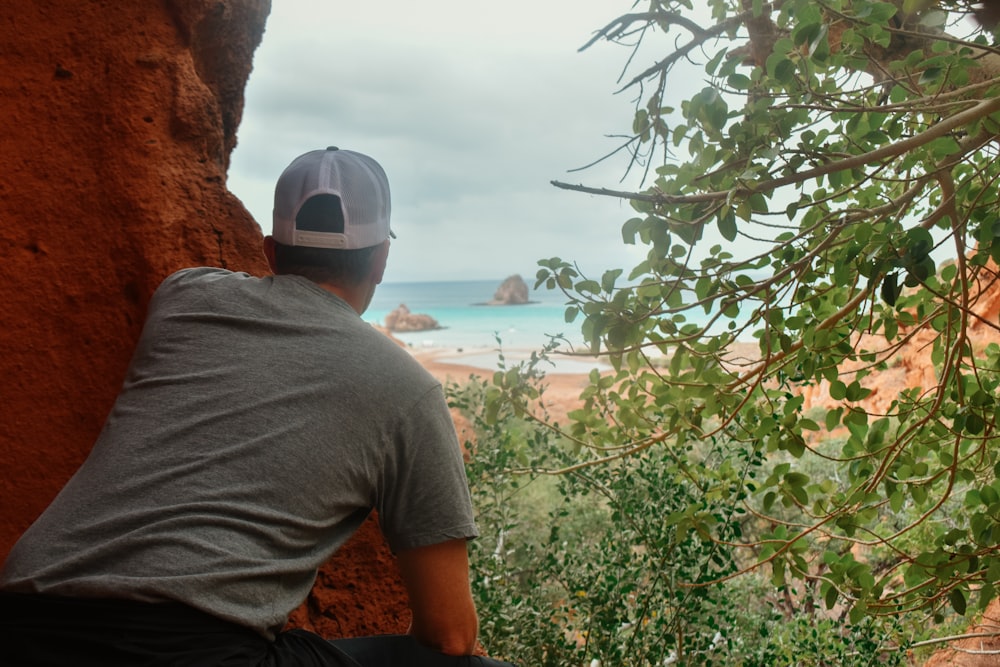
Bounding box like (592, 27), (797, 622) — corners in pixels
(229, 0), (647, 282)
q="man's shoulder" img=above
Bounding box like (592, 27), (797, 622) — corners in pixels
(160, 267), (245, 288)
(154, 267), (257, 300)
(363, 330), (440, 389)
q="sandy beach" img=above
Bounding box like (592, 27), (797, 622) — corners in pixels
(409, 347), (595, 425)
(407, 339), (765, 418)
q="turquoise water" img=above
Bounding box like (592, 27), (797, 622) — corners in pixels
(366, 280), (732, 373)
(365, 279), (583, 353)
(365, 280), (748, 372)
(364, 279), (620, 373)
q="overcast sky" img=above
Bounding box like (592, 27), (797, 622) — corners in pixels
(227, 0), (651, 284)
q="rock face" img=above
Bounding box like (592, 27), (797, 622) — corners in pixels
(0, 0), (406, 638)
(490, 274), (530, 305)
(922, 602), (1000, 667)
(384, 303), (441, 332)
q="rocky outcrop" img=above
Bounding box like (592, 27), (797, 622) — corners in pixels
(923, 601), (1000, 667)
(1, 1), (406, 638)
(384, 303), (441, 332)
(489, 274), (531, 305)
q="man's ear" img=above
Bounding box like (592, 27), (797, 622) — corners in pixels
(263, 236), (278, 273)
(371, 239), (390, 285)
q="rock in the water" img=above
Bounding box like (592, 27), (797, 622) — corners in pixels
(384, 303), (441, 332)
(489, 274), (529, 305)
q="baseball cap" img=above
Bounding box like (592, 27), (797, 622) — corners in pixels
(272, 146), (392, 249)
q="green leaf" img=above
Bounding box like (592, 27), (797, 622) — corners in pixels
(979, 581), (996, 611)
(705, 46), (728, 76)
(783, 432), (806, 458)
(798, 418), (820, 431)
(881, 273), (901, 306)
(825, 408), (842, 431)
(601, 269), (622, 293)
(859, 2), (899, 24)
(792, 21), (822, 49)
(718, 210), (738, 242)
(749, 193), (768, 213)
(966, 413), (985, 435)
(830, 381), (848, 400)
(890, 491), (904, 512)
(728, 73), (752, 90)
(784, 472), (809, 488)
(808, 25), (830, 62)
(950, 588), (968, 615)
(845, 381), (871, 402)
(848, 600), (867, 624)
(919, 67), (942, 86)
(824, 581), (839, 610)
(767, 53), (796, 84)
(621, 217), (643, 244)
(763, 491), (777, 511)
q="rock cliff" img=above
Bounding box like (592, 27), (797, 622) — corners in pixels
(0, 0), (405, 637)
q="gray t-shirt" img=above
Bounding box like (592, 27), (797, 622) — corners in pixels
(0, 267), (477, 638)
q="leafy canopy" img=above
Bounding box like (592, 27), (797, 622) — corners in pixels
(521, 0), (1000, 626)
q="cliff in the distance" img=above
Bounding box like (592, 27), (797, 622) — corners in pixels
(0, 0), (406, 636)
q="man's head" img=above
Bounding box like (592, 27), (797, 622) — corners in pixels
(265, 147), (393, 290)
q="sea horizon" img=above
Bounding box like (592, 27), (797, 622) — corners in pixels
(364, 278), (609, 373)
(365, 277), (740, 374)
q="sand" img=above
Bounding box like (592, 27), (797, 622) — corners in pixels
(408, 341), (765, 425)
(410, 347), (594, 424)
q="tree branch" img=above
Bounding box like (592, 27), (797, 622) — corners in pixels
(552, 93), (1000, 206)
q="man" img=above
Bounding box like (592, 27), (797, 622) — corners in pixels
(0, 147), (514, 667)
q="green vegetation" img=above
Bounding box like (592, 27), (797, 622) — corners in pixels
(454, 361), (957, 665)
(457, 1), (1000, 665)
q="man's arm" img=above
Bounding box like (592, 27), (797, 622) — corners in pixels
(396, 538), (479, 655)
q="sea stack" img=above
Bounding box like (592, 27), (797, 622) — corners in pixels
(489, 274), (529, 305)
(384, 304), (441, 332)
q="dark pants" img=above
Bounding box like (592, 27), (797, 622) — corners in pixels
(0, 593), (515, 667)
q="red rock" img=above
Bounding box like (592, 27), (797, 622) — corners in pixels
(384, 303), (441, 332)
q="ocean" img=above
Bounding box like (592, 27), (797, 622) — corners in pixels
(364, 279), (603, 373)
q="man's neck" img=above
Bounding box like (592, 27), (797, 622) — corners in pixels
(315, 280), (371, 315)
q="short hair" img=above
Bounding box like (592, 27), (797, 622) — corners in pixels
(272, 194), (381, 285)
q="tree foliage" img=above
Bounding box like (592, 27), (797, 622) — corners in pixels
(517, 0), (1000, 636)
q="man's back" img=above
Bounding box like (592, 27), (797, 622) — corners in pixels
(0, 267), (476, 639)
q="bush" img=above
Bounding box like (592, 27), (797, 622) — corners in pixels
(450, 355), (944, 666)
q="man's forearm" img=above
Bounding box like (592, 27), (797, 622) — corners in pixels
(398, 539), (481, 656)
